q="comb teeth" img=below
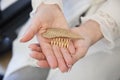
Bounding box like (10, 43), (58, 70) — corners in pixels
(51, 38), (70, 48)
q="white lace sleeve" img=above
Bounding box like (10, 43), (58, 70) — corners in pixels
(30, 0), (63, 17)
(81, 0), (120, 49)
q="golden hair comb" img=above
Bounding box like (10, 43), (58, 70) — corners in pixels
(42, 28), (83, 48)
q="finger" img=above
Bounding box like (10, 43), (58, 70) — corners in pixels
(20, 17), (42, 42)
(37, 60), (50, 68)
(30, 51), (45, 60)
(60, 47), (73, 68)
(41, 43), (58, 69)
(72, 48), (86, 63)
(68, 41), (75, 55)
(29, 43), (41, 52)
(53, 45), (68, 72)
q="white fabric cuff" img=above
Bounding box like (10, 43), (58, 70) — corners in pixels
(30, 0), (63, 17)
(81, 11), (117, 49)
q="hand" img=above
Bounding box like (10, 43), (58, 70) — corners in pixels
(29, 27), (91, 71)
(20, 4), (75, 72)
(29, 20), (103, 72)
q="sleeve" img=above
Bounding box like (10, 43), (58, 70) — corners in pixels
(30, 0), (63, 17)
(82, 0), (120, 49)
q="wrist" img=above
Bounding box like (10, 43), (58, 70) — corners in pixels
(34, 3), (62, 22)
(75, 20), (103, 46)
(40, 3), (62, 11)
(31, 0), (62, 17)
(36, 3), (62, 15)
(42, 0), (63, 11)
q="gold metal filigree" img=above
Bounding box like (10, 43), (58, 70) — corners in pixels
(42, 28), (83, 48)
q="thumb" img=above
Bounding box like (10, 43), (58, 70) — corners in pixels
(20, 18), (41, 42)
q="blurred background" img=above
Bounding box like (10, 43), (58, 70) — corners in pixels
(0, 0), (32, 79)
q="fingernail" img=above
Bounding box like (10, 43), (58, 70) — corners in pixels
(67, 64), (72, 72)
(67, 64), (72, 68)
(20, 38), (24, 42)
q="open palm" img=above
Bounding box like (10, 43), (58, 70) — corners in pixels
(21, 4), (75, 72)
(29, 27), (91, 72)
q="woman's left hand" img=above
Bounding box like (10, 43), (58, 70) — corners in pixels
(29, 27), (92, 71)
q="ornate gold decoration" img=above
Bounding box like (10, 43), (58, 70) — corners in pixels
(42, 28), (83, 48)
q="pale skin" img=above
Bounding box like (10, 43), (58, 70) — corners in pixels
(20, 3), (103, 72)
